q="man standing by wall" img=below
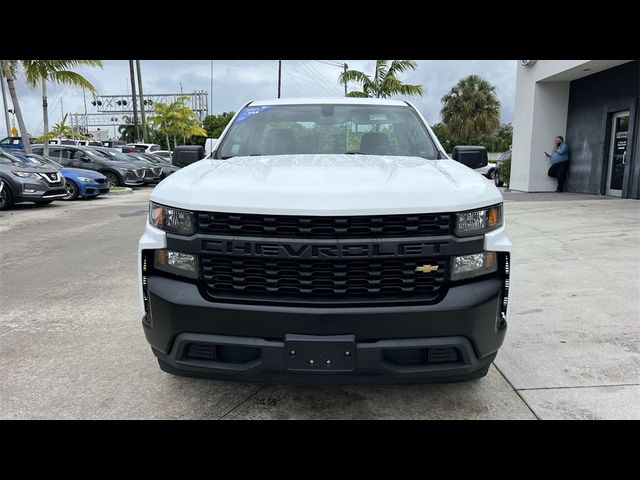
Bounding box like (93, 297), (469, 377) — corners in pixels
(545, 136), (570, 192)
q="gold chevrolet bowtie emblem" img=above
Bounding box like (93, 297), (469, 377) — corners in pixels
(415, 264), (439, 273)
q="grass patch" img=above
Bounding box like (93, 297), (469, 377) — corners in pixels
(110, 186), (126, 191)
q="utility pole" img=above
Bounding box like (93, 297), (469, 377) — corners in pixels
(343, 63), (348, 96)
(129, 60), (140, 142)
(82, 88), (88, 136)
(136, 60), (147, 142)
(210, 60), (214, 114)
(277, 60), (282, 98)
(0, 61), (11, 136)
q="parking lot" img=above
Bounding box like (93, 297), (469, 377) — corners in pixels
(0, 188), (639, 419)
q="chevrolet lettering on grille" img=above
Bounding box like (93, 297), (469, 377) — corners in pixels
(202, 239), (448, 258)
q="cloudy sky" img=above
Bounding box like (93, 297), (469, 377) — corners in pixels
(3, 60), (517, 137)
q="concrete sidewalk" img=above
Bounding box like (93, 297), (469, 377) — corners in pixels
(495, 193), (640, 419)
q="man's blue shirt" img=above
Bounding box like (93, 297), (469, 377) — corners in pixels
(551, 143), (569, 164)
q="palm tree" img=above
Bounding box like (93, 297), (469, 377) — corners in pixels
(440, 75), (501, 145)
(22, 60), (102, 156)
(148, 101), (178, 149)
(118, 123), (137, 142)
(339, 60), (424, 98)
(39, 113), (86, 161)
(148, 96), (206, 148)
(1, 60), (32, 152)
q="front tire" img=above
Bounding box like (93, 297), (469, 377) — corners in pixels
(104, 171), (122, 187)
(495, 174), (504, 187)
(63, 179), (79, 200)
(0, 184), (14, 210)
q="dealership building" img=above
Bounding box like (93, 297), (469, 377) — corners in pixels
(511, 60), (639, 199)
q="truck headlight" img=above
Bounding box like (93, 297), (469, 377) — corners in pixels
(149, 202), (195, 235)
(154, 249), (199, 279)
(455, 204), (502, 236)
(451, 252), (497, 281)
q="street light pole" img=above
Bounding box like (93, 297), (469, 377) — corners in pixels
(343, 63), (348, 96)
(277, 60), (282, 98)
(129, 60), (140, 142)
(136, 60), (147, 142)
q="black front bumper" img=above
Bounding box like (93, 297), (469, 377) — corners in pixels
(143, 275), (506, 384)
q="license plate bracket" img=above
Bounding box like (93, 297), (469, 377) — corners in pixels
(285, 334), (356, 372)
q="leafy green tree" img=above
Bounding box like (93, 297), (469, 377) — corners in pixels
(480, 123), (512, 152)
(21, 60), (103, 156)
(203, 112), (235, 139)
(430, 122), (455, 153)
(339, 60), (424, 98)
(440, 75), (501, 145)
(118, 123), (137, 142)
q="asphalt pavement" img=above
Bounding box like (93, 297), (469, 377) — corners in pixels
(0, 189), (638, 419)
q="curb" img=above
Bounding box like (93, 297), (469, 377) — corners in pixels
(108, 188), (133, 195)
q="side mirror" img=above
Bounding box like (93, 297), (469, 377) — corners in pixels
(451, 145), (488, 169)
(79, 154), (91, 162)
(172, 145), (205, 168)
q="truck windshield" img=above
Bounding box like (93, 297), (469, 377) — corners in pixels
(215, 104), (440, 160)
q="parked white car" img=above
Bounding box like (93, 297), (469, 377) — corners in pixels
(476, 161), (497, 180)
(126, 143), (162, 153)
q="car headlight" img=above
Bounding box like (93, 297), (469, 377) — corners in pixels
(76, 177), (95, 183)
(455, 204), (503, 236)
(12, 171), (40, 179)
(154, 249), (199, 279)
(451, 252), (497, 281)
(149, 202), (196, 235)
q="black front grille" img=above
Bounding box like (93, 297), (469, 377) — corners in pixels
(201, 255), (448, 304)
(197, 212), (453, 238)
(95, 178), (107, 184)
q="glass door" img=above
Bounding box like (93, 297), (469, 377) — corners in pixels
(606, 111), (630, 196)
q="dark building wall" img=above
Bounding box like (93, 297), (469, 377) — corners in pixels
(565, 61), (640, 198)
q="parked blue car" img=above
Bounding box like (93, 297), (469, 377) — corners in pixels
(11, 151), (110, 200)
(0, 136), (37, 150)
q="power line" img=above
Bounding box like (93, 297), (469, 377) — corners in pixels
(289, 61), (326, 95)
(304, 61), (344, 96)
(295, 61), (342, 96)
(314, 60), (345, 68)
(288, 61), (342, 97)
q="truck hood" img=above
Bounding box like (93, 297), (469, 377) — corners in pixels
(150, 154), (503, 215)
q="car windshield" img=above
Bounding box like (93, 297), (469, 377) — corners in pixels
(141, 154), (165, 164)
(0, 150), (30, 164)
(93, 148), (131, 162)
(215, 104), (440, 160)
(25, 153), (63, 168)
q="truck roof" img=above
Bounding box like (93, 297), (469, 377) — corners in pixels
(250, 97), (409, 106)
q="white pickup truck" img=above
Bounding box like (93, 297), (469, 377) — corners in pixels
(138, 97), (511, 384)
